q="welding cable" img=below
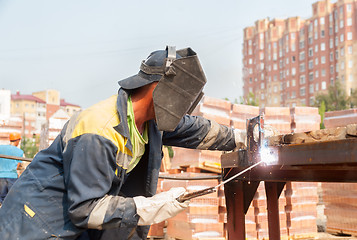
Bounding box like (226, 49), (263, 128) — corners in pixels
(158, 175), (221, 181)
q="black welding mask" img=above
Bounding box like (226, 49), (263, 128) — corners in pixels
(118, 46), (207, 131)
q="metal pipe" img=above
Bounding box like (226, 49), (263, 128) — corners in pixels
(0, 154), (33, 162)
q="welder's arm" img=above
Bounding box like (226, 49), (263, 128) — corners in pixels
(162, 115), (237, 151)
(65, 134), (139, 230)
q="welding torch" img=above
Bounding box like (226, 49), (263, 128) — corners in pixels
(177, 160), (264, 203)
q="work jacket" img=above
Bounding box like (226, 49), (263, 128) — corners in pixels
(0, 89), (236, 240)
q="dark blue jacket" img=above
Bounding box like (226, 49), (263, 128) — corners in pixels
(0, 89), (236, 240)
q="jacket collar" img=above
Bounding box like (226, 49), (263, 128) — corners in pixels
(114, 88), (132, 151)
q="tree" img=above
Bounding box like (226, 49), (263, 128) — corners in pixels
(314, 81), (349, 111)
(21, 135), (39, 158)
(239, 92), (259, 106)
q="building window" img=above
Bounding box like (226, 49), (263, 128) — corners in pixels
(300, 87), (306, 97)
(315, 83), (319, 91)
(309, 84), (314, 93)
(347, 4), (352, 12)
(330, 52), (333, 61)
(315, 58), (319, 65)
(341, 61), (345, 70)
(315, 45), (318, 52)
(308, 48), (313, 57)
(308, 36), (313, 44)
(274, 86), (278, 93)
(309, 60), (313, 69)
(322, 81), (327, 90)
(341, 47), (345, 56)
(349, 74), (354, 82)
(315, 70), (319, 78)
(292, 67), (296, 76)
(300, 75), (306, 84)
(330, 65), (334, 74)
(340, 34), (344, 42)
(349, 60), (353, 68)
(292, 91), (296, 99)
(292, 56), (296, 62)
(322, 69), (326, 76)
(347, 18), (352, 26)
(309, 72), (314, 81)
(292, 79), (296, 87)
(321, 56), (326, 64)
(321, 30), (325, 38)
(299, 63), (305, 72)
(320, 17), (325, 25)
(321, 43), (326, 51)
(348, 45), (353, 54)
(329, 39), (333, 48)
(261, 83), (265, 89)
(299, 51), (305, 61)
(340, 20), (344, 29)
(347, 32), (353, 41)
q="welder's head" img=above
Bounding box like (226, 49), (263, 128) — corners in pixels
(118, 46), (207, 131)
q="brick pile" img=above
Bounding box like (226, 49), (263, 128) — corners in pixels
(322, 183), (357, 236)
(321, 109), (357, 236)
(162, 173), (226, 240)
(260, 107), (291, 134)
(290, 107), (321, 133)
(324, 108), (357, 128)
(285, 182), (318, 237)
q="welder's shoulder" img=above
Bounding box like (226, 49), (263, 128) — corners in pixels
(70, 95), (121, 141)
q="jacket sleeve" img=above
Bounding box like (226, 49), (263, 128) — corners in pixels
(162, 115), (236, 151)
(64, 133), (139, 230)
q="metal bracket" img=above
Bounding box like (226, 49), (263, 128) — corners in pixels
(246, 115), (264, 165)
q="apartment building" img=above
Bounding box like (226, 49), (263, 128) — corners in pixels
(243, 0), (357, 107)
(11, 91), (47, 138)
(7, 89), (81, 138)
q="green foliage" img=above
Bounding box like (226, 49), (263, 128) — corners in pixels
(21, 135), (39, 158)
(239, 92), (259, 106)
(164, 145), (174, 158)
(314, 81), (349, 111)
(350, 89), (357, 108)
(318, 101), (326, 129)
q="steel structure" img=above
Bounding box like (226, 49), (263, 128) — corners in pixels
(221, 136), (357, 240)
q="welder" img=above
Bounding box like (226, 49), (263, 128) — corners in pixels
(0, 46), (248, 240)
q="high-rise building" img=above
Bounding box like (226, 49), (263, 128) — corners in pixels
(242, 0), (357, 107)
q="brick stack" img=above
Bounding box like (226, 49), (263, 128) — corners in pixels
(191, 96), (232, 127)
(285, 182), (318, 238)
(260, 107), (291, 134)
(161, 173), (226, 240)
(324, 108), (357, 128)
(322, 183), (357, 236)
(253, 183), (288, 239)
(231, 104), (259, 130)
(322, 109), (357, 236)
(290, 107), (321, 133)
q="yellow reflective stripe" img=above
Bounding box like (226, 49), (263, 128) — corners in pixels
(24, 204), (35, 217)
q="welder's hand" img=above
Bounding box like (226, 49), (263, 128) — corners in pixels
(133, 187), (189, 226)
(234, 129), (247, 149)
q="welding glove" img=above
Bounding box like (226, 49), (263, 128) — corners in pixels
(133, 187), (189, 226)
(234, 129), (248, 149)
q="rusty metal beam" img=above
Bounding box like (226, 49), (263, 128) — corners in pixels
(224, 181), (246, 240)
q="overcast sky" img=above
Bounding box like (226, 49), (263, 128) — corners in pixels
(0, 0), (320, 108)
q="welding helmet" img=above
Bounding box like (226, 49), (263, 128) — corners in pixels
(118, 46), (207, 131)
(9, 132), (21, 142)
